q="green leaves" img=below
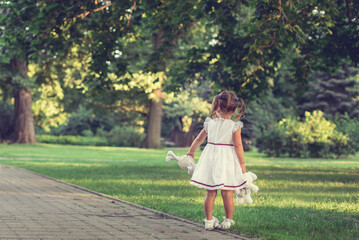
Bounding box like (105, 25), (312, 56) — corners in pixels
(0, 56), (10, 64)
(258, 110), (352, 158)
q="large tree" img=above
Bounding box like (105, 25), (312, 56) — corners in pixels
(0, 1), (133, 143)
(0, 1), (77, 143)
(137, 1), (199, 148)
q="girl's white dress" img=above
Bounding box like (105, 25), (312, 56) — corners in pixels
(190, 117), (247, 190)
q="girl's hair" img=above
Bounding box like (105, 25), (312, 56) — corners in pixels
(210, 90), (245, 120)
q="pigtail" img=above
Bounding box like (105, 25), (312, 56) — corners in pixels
(210, 91), (245, 120)
(210, 95), (220, 118)
(235, 98), (246, 120)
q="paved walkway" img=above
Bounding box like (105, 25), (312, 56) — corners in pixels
(0, 165), (249, 240)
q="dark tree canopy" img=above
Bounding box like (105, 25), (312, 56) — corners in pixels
(173, 0), (359, 99)
(302, 65), (359, 119)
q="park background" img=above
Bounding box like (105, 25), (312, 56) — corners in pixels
(0, 1), (358, 239)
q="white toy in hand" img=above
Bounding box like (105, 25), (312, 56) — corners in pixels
(166, 151), (197, 175)
(234, 172), (259, 205)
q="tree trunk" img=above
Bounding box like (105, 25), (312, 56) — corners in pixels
(170, 126), (186, 147)
(143, 88), (163, 148)
(12, 88), (37, 143)
(11, 59), (37, 144)
(143, 31), (165, 148)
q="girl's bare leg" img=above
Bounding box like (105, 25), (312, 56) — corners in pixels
(204, 190), (217, 219)
(221, 190), (234, 219)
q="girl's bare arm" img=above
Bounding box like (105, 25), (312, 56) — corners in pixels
(186, 129), (207, 158)
(233, 127), (246, 173)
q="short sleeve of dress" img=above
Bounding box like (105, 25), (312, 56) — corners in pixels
(232, 121), (243, 133)
(203, 117), (212, 132)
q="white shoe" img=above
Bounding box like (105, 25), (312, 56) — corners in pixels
(204, 217), (219, 230)
(218, 217), (235, 230)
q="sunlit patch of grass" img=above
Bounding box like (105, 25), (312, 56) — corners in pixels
(0, 143), (358, 240)
(17, 162), (106, 167)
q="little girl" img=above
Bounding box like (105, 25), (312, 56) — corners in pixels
(186, 90), (247, 231)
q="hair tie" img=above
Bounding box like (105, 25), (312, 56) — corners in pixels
(218, 94), (222, 99)
(235, 97), (240, 102)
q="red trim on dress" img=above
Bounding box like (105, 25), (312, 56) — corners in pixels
(191, 180), (247, 188)
(207, 142), (234, 146)
(191, 180), (224, 188)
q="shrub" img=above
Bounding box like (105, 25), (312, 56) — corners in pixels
(258, 111), (351, 158)
(329, 132), (352, 158)
(106, 126), (145, 147)
(37, 135), (108, 146)
(95, 127), (108, 138)
(82, 129), (94, 137)
(38, 125), (145, 148)
(51, 106), (114, 136)
(279, 111), (348, 158)
(246, 93), (287, 151)
(334, 113), (359, 156)
(257, 126), (288, 157)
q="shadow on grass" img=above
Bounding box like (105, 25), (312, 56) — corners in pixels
(24, 163), (189, 180)
(17, 162), (359, 181)
(251, 165), (358, 183)
(235, 205), (359, 240)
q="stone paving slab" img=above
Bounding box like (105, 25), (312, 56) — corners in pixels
(0, 165), (250, 240)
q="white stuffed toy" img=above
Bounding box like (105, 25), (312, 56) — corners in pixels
(234, 172), (259, 205)
(166, 151), (197, 175)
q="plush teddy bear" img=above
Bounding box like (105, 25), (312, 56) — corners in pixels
(166, 151), (197, 175)
(233, 172), (259, 205)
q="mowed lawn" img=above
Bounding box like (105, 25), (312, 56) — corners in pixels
(0, 144), (358, 240)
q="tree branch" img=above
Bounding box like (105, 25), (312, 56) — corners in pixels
(260, 31), (277, 49)
(76, 3), (112, 20)
(277, 0), (281, 23)
(66, 2), (112, 23)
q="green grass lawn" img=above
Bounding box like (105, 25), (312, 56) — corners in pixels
(0, 143), (358, 240)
